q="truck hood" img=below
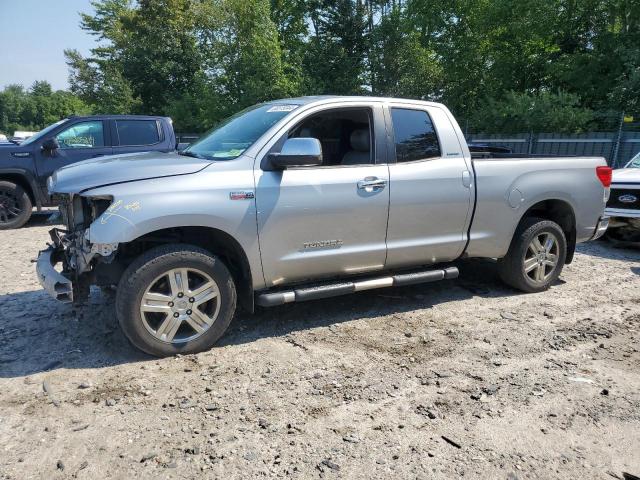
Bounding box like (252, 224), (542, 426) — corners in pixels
(612, 168), (640, 184)
(49, 151), (211, 194)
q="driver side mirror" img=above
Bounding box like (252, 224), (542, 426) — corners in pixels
(42, 137), (60, 151)
(266, 138), (323, 170)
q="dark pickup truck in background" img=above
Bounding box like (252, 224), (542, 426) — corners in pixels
(0, 115), (176, 229)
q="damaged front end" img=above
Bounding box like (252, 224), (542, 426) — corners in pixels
(37, 194), (119, 303)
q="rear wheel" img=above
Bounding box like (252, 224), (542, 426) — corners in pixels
(0, 180), (32, 229)
(116, 244), (237, 357)
(498, 217), (566, 293)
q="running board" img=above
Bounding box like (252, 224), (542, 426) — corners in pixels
(256, 266), (459, 307)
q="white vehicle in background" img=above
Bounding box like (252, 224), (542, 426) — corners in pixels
(605, 152), (640, 243)
(10, 131), (36, 144)
(0, 134), (9, 144)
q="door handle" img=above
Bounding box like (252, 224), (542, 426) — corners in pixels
(462, 170), (472, 188)
(357, 177), (387, 193)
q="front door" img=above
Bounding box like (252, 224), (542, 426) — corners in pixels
(255, 105), (390, 288)
(34, 119), (112, 187)
(385, 105), (473, 268)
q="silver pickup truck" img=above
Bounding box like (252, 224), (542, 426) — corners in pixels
(37, 96), (611, 356)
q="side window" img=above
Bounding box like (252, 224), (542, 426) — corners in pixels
(56, 121), (105, 149)
(116, 120), (161, 146)
(390, 108), (440, 162)
(284, 108), (374, 166)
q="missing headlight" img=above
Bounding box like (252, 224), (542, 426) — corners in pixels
(89, 198), (113, 220)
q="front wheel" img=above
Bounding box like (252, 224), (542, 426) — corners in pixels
(497, 218), (567, 293)
(116, 244), (237, 357)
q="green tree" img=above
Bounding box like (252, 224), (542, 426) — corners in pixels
(468, 90), (595, 133)
(303, 0), (369, 94)
(369, 5), (443, 98)
(0, 83), (90, 134)
(197, 0), (295, 116)
(63, 0), (640, 133)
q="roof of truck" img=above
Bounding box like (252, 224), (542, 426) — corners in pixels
(270, 95), (444, 108)
(68, 114), (171, 121)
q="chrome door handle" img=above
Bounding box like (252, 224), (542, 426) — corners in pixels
(357, 177), (387, 192)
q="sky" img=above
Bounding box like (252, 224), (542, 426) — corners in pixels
(0, 0), (96, 91)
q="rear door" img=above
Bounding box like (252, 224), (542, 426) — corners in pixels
(255, 103), (390, 288)
(385, 104), (473, 268)
(34, 119), (112, 187)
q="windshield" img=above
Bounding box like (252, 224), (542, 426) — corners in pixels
(626, 152), (640, 168)
(184, 103), (299, 160)
(20, 119), (67, 146)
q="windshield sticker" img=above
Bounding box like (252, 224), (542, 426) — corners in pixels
(212, 149), (244, 158)
(267, 105), (298, 113)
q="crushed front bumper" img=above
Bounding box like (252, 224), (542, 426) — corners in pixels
(36, 246), (73, 303)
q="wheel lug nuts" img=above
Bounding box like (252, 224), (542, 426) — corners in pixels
(186, 310), (192, 315)
(189, 297), (194, 303)
(177, 293), (184, 298)
(168, 302), (174, 307)
(173, 312), (179, 318)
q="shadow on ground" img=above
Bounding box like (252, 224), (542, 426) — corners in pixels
(0, 259), (518, 379)
(581, 238), (640, 261)
(22, 210), (59, 228)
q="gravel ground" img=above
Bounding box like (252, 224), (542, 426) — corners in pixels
(1, 214), (639, 479)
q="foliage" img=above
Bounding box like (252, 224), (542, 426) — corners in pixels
(0, 82), (90, 135)
(467, 91), (595, 133)
(3, 0), (640, 134)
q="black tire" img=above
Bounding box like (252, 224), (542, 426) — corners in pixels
(497, 217), (567, 293)
(115, 244), (237, 357)
(0, 180), (32, 230)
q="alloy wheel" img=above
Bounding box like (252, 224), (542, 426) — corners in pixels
(0, 188), (22, 224)
(523, 232), (559, 283)
(139, 267), (221, 344)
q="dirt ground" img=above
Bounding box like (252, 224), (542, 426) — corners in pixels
(1, 213), (639, 480)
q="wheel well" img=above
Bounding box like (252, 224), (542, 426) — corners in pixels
(115, 226), (254, 312)
(0, 173), (37, 208)
(519, 199), (576, 264)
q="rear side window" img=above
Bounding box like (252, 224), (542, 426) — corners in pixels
(116, 120), (160, 146)
(390, 108), (440, 162)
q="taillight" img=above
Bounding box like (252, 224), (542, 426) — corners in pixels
(596, 166), (612, 188)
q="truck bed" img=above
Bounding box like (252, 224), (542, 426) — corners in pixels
(465, 156), (608, 259)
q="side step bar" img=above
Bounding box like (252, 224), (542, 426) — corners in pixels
(256, 266), (459, 307)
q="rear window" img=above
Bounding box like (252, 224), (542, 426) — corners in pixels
(390, 108), (441, 162)
(116, 120), (161, 146)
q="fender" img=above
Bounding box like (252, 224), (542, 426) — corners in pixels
(0, 168), (46, 209)
(466, 160), (601, 260)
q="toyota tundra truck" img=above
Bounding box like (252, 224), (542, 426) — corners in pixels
(36, 96), (611, 357)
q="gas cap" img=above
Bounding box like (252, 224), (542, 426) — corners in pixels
(508, 188), (524, 209)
